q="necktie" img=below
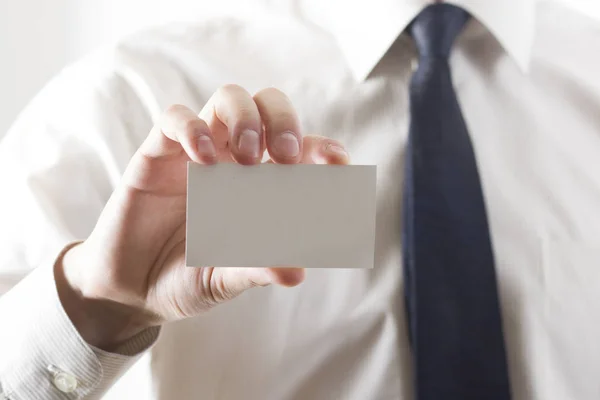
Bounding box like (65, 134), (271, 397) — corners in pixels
(402, 4), (512, 399)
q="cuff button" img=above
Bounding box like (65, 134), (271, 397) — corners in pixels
(48, 365), (78, 393)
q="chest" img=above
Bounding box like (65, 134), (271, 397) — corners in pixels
(127, 33), (600, 399)
(282, 54), (600, 398)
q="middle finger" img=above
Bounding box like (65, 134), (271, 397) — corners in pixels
(253, 87), (303, 164)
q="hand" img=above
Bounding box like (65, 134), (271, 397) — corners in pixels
(55, 85), (350, 351)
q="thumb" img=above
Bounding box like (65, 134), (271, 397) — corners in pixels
(210, 267), (305, 301)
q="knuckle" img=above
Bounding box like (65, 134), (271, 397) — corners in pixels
(271, 111), (298, 128)
(325, 138), (344, 148)
(208, 274), (235, 303)
(164, 103), (188, 115)
(217, 83), (247, 97)
(182, 118), (207, 137)
(214, 85), (259, 128)
(236, 106), (259, 123)
(247, 277), (269, 288)
(255, 86), (286, 100)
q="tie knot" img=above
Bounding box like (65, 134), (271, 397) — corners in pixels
(409, 4), (470, 60)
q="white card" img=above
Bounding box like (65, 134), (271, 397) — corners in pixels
(186, 163), (377, 269)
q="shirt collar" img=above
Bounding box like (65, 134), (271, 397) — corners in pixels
(300, 0), (536, 81)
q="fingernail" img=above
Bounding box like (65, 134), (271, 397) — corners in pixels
(238, 129), (261, 159)
(326, 144), (348, 158)
(197, 135), (216, 158)
(273, 131), (300, 158)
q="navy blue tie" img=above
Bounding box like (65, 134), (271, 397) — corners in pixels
(402, 4), (512, 399)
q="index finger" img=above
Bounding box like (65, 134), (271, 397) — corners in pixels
(253, 88), (303, 164)
(199, 84), (264, 165)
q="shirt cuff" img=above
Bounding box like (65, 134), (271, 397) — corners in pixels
(0, 242), (160, 400)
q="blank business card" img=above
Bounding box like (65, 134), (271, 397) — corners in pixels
(186, 163), (377, 269)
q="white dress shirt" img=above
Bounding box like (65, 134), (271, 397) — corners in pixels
(1, 0), (600, 399)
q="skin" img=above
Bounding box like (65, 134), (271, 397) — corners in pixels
(55, 85), (350, 351)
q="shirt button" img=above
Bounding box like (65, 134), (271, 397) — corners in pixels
(48, 365), (79, 393)
(53, 371), (78, 393)
(411, 58), (419, 72)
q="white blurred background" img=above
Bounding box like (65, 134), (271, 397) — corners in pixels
(0, 0), (599, 139)
(0, 0), (277, 138)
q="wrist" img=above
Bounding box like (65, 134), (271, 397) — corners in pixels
(54, 241), (154, 351)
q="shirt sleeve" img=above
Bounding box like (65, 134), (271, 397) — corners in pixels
(0, 49), (157, 399)
(0, 242), (160, 400)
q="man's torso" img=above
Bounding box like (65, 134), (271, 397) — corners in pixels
(16, 2), (600, 399)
